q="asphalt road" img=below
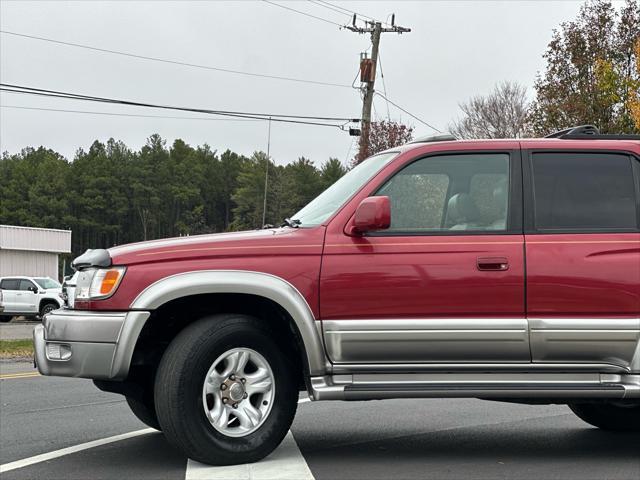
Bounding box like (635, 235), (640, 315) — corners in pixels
(1, 363), (639, 480)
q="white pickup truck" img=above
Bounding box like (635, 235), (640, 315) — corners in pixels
(0, 276), (63, 321)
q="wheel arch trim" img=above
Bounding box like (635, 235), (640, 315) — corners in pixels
(129, 270), (327, 376)
(38, 298), (60, 312)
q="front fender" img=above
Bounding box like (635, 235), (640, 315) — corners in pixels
(130, 270), (327, 376)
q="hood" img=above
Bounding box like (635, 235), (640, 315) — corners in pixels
(108, 227), (325, 266)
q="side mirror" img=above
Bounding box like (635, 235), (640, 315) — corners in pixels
(350, 196), (391, 234)
(28, 286), (38, 293)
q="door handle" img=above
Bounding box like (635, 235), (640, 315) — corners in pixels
(477, 257), (509, 271)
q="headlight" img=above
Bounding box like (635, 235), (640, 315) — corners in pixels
(75, 267), (126, 300)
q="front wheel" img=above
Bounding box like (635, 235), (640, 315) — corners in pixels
(39, 302), (58, 318)
(154, 314), (299, 465)
(569, 402), (640, 431)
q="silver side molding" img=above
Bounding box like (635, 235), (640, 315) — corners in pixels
(529, 317), (640, 371)
(323, 317), (640, 372)
(323, 318), (531, 364)
(130, 270), (327, 376)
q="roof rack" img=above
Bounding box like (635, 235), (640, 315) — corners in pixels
(545, 125), (640, 140)
(408, 133), (457, 144)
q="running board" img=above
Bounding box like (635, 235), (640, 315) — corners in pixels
(309, 373), (640, 401)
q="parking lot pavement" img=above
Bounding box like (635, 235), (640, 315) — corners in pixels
(0, 321), (38, 341)
(1, 373), (639, 480)
(0, 360), (37, 376)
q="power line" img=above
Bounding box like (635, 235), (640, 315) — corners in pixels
(262, 0), (343, 27)
(316, 0), (391, 26)
(344, 137), (355, 164)
(0, 84), (359, 129)
(0, 105), (261, 122)
(0, 30), (351, 89)
(0, 87), (347, 127)
(1, 84), (358, 122)
(377, 51), (391, 121)
(375, 91), (442, 133)
(307, 0), (351, 19)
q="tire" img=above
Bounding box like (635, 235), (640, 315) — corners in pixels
(569, 402), (640, 431)
(125, 395), (161, 430)
(39, 302), (58, 318)
(154, 314), (299, 465)
(0, 316), (12, 323)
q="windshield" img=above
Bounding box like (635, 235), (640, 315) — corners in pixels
(292, 152), (398, 226)
(34, 278), (61, 289)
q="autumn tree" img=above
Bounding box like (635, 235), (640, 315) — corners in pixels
(354, 120), (413, 165)
(449, 81), (531, 139)
(529, 0), (640, 135)
(630, 38), (640, 128)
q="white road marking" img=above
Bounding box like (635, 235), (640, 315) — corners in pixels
(0, 395), (313, 475)
(0, 428), (156, 474)
(185, 396), (314, 480)
(185, 431), (314, 480)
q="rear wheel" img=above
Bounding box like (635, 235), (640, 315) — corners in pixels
(569, 402), (640, 431)
(154, 314), (299, 465)
(0, 316), (12, 323)
(125, 395), (161, 430)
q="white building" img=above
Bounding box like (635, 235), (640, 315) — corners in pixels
(0, 225), (72, 281)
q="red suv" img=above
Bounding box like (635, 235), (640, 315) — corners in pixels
(34, 126), (640, 465)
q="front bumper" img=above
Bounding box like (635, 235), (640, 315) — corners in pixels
(34, 309), (150, 380)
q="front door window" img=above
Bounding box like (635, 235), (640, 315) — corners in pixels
(375, 153), (510, 234)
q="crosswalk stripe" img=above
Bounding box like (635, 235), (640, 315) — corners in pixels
(185, 430), (314, 480)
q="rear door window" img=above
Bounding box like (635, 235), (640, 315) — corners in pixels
(0, 279), (20, 290)
(531, 153), (638, 231)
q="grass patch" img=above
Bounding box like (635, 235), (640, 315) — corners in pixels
(0, 339), (34, 358)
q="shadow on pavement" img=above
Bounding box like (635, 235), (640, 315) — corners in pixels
(299, 420), (640, 480)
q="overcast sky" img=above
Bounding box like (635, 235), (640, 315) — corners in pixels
(0, 0), (594, 165)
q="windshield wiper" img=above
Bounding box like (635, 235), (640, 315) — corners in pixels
(281, 218), (301, 228)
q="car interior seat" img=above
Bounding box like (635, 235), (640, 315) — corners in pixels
(487, 181), (509, 230)
(447, 193), (482, 230)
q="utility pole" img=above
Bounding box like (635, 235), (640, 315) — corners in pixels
(346, 15), (410, 163)
(262, 117), (272, 228)
(359, 22), (381, 163)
